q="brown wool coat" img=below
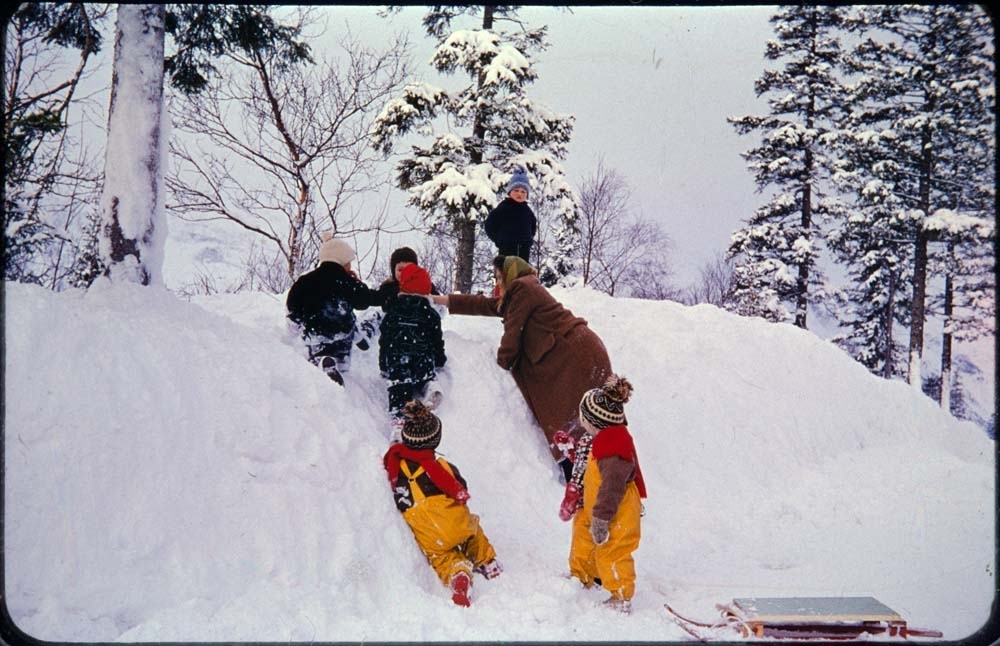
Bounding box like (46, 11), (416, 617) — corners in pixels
(448, 275), (612, 461)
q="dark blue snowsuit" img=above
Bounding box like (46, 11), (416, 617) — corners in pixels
(378, 294), (447, 418)
(484, 197), (537, 263)
(286, 261), (380, 378)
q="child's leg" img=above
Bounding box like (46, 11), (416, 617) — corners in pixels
(593, 487), (642, 601)
(425, 550), (474, 586)
(405, 501), (478, 584)
(460, 514), (498, 568)
(568, 509), (600, 587)
(387, 382), (415, 418)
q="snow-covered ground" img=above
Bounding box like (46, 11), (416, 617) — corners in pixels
(4, 278), (994, 642)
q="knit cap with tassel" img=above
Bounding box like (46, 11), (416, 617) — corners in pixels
(579, 375), (634, 430)
(401, 400), (442, 450)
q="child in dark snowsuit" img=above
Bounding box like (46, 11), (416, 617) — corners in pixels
(383, 400), (502, 607)
(565, 375), (646, 616)
(286, 234), (379, 384)
(379, 263), (446, 437)
(484, 167), (537, 263)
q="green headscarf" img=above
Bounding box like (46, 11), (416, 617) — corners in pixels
(502, 256), (537, 289)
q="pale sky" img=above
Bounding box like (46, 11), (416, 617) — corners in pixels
(317, 4), (779, 287)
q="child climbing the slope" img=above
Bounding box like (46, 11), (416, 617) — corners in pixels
(378, 263), (447, 439)
(383, 401), (503, 607)
(565, 375), (646, 615)
(285, 233), (380, 385)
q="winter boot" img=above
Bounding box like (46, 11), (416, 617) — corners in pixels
(601, 596), (632, 615)
(450, 571), (472, 607)
(474, 558), (503, 580)
(317, 356), (344, 386)
(422, 381), (443, 410)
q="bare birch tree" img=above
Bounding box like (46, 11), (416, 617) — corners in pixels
(166, 22), (412, 290)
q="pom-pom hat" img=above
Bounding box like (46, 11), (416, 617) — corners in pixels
(579, 375), (634, 430)
(505, 167), (530, 197)
(398, 264), (432, 296)
(401, 400), (442, 450)
(318, 231), (356, 266)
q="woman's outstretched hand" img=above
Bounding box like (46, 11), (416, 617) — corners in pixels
(431, 294), (450, 307)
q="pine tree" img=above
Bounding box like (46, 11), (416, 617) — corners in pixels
(836, 5), (995, 387)
(371, 6), (580, 293)
(727, 5), (852, 328)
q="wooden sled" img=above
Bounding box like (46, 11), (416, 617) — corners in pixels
(667, 596), (943, 640)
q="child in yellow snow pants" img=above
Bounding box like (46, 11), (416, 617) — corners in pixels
(384, 400), (503, 606)
(565, 375), (646, 614)
(569, 457), (643, 600)
(399, 461), (497, 585)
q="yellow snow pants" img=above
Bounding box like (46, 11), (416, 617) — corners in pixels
(400, 462), (497, 585)
(568, 452), (642, 601)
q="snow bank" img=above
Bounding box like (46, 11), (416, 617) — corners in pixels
(3, 280), (994, 641)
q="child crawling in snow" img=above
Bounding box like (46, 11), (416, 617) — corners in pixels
(383, 400), (503, 607)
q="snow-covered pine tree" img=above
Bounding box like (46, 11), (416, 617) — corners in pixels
(726, 5), (852, 328)
(926, 214), (995, 410)
(835, 5), (995, 387)
(370, 6), (580, 293)
(826, 205), (913, 379)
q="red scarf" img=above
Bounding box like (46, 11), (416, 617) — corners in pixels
(383, 444), (469, 504)
(590, 425), (647, 499)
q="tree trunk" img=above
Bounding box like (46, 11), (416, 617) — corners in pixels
(454, 219), (477, 294)
(939, 250), (954, 411)
(795, 178), (812, 329)
(100, 4), (166, 285)
(452, 5), (495, 294)
(883, 267), (895, 379)
(907, 125), (933, 386)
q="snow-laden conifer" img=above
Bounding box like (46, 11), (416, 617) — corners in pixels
(726, 5), (852, 327)
(371, 7), (580, 293)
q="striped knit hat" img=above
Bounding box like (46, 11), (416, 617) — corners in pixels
(401, 400), (442, 450)
(579, 375), (633, 430)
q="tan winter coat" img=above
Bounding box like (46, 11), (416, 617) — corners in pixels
(448, 275), (613, 461)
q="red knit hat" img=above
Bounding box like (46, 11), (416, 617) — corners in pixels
(399, 264), (432, 295)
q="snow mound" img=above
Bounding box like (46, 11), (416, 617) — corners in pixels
(4, 279), (993, 642)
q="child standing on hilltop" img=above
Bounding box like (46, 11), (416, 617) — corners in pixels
(565, 375), (646, 615)
(378, 263), (447, 438)
(484, 167), (537, 264)
(383, 401), (503, 607)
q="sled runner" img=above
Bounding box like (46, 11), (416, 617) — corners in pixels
(666, 596), (943, 641)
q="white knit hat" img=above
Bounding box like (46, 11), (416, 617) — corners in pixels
(318, 232), (355, 266)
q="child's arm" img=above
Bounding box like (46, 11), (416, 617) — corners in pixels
(592, 455), (635, 522)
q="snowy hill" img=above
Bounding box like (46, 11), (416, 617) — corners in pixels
(3, 279), (994, 642)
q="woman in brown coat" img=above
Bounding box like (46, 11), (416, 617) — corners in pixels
(432, 256), (613, 480)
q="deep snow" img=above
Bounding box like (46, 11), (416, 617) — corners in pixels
(3, 278), (995, 642)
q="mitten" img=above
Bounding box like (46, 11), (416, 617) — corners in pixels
(558, 482), (582, 521)
(590, 517), (609, 545)
(455, 488), (470, 505)
(553, 430), (576, 462)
